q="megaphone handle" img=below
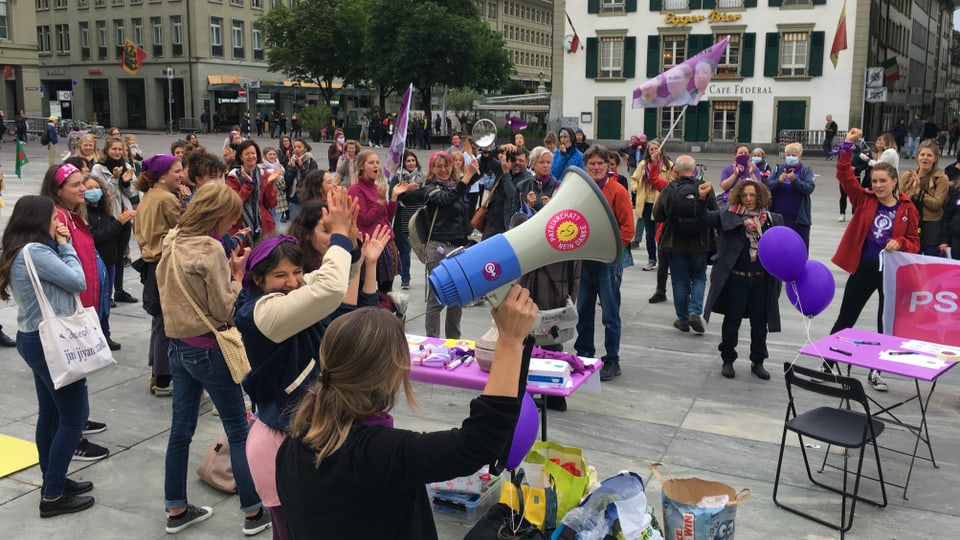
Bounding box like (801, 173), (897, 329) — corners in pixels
(486, 282), (544, 333)
(489, 334), (536, 476)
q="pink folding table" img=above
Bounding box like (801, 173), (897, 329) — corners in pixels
(407, 335), (603, 441)
(798, 328), (959, 498)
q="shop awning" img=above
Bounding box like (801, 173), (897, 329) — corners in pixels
(206, 75), (342, 92)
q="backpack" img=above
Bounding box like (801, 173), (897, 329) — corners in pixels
(40, 131), (50, 146)
(668, 180), (702, 237)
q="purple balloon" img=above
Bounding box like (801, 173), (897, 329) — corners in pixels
(758, 226), (808, 282)
(506, 393), (540, 469)
(785, 260), (836, 317)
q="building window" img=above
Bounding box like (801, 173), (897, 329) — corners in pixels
(663, 0), (687, 9)
(112, 0), (122, 6)
(599, 37), (624, 79)
(36, 0), (50, 9)
(717, 0), (743, 8)
(660, 107), (685, 140)
(95, 0), (105, 7)
(210, 17), (223, 57)
(171, 15), (183, 56)
(231, 0), (243, 5)
(133, 18), (143, 46)
(780, 31), (808, 77)
(114, 19), (124, 58)
(253, 28), (263, 60)
(54, 0), (67, 8)
(232, 20), (244, 58)
(80, 21), (90, 59)
(55, 24), (70, 53)
(716, 33), (740, 76)
(37, 25), (51, 53)
(131, 0), (141, 4)
(712, 101), (738, 141)
(97, 20), (107, 59)
(488, 1), (496, 19)
(782, 0), (812, 5)
(79, 0), (88, 7)
(252, 0), (261, 7)
(601, 0), (624, 13)
(152, 17), (163, 56)
(662, 35), (686, 69)
(0, 0), (7, 39)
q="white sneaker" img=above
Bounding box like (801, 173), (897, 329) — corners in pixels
(868, 372), (888, 392)
(838, 214), (846, 222)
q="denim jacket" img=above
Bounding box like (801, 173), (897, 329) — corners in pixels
(10, 242), (86, 333)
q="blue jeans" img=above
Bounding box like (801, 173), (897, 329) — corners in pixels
(17, 331), (90, 500)
(668, 251), (707, 321)
(164, 339), (261, 512)
(574, 261), (624, 364)
(641, 203), (657, 263)
(905, 135), (920, 158)
(395, 229), (411, 285)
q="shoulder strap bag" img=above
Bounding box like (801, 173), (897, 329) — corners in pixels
(22, 243), (115, 389)
(168, 237), (251, 384)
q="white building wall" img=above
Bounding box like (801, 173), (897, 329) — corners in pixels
(562, 2), (858, 146)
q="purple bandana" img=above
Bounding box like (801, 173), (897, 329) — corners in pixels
(241, 234), (298, 289)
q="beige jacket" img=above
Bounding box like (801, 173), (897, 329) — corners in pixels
(899, 169), (949, 222)
(156, 230), (241, 339)
(629, 159), (674, 216)
(134, 184), (181, 262)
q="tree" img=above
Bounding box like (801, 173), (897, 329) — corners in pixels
(255, 0), (368, 107)
(366, 0), (512, 119)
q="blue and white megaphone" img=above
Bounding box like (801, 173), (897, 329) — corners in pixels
(428, 167), (622, 307)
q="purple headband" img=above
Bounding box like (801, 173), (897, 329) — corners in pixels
(428, 151), (453, 170)
(142, 154), (179, 178)
(242, 234), (299, 289)
(55, 163), (80, 186)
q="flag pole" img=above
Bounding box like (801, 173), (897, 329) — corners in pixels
(659, 105), (688, 154)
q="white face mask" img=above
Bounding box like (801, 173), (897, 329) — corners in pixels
(337, 138), (345, 144)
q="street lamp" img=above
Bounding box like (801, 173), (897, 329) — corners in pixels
(537, 72), (546, 93)
(166, 65), (174, 134)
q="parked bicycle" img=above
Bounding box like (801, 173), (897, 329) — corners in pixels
(57, 119), (105, 138)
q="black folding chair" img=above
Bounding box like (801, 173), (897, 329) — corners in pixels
(773, 362), (888, 538)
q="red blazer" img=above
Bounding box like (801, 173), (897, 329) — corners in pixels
(226, 167), (278, 237)
(832, 151), (920, 274)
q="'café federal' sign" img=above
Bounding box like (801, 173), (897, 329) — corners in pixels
(665, 11), (742, 27)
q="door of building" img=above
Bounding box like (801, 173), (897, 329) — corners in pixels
(596, 99), (622, 140)
(775, 100), (807, 138)
(124, 80), (146, 129)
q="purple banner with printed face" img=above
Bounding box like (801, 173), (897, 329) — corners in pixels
(384, 83), (414, 177)
(632, 36), (730, 109)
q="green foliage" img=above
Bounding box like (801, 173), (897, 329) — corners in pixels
(366, 0), (513, 117)
(298, 104), (332, 134)
(255, 0), (368, 106)
(446, 88), (482, 113)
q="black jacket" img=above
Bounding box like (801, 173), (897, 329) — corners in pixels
(423, 179), (470, 245)
(940, 187), (960, 259)
(86, 203), (123, 266)
(652, 175), (718, 253)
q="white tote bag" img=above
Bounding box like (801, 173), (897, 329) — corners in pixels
(23, 244), (115, 389)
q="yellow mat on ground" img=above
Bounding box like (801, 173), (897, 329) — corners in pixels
(0, 434), (39, 478)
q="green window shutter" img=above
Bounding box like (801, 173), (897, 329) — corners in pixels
(644, 108), (658, 139)
(588, 0), (600, 14)
(691, 34), (713, 56)
(702, 0), (716, 9)
(738, 101), (753, 142)
(651, 0), (662, 11)
(809, 31), (825, 76)
(684, 102), (710, 142)
(812, 0), (827, 4)
(745, 0), (757, 7)
(741, 33), (756, 77)
(768, 0), (782, 7)
(586, 38), (598, 78)
(623, 36), (637, 78)
(647, 35), (661, 77)
(763, 32), (779, 77)
(625, 0), (638, 12)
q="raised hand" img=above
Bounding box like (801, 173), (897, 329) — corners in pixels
(844, 128), (862, 143)
(361, 224), (392, 265)
(54, 223), (72, 245)
(229, 245), (250, 280)
(698, 181), (714, 199)
(322, 187), (354, 238)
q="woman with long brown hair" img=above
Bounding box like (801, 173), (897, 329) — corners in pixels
(899, 139), (949, 256)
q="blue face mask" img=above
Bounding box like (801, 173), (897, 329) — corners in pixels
(785, 156), (800, 166)
(751, 156), (763, 164)
(84, 189), (103, 203)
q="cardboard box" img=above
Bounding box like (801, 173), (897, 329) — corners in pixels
(527, 358), (572, 389)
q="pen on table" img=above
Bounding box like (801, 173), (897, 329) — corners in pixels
(461, 355), (474, 366)
(445, 358), (463, 370)
(829, 346), (853, 356)
(836, 337), (881, 345)
(888, 351), (918, 356)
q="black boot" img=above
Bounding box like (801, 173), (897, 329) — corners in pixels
(0, 326), (16, 347)
(39, 493), (95, 518)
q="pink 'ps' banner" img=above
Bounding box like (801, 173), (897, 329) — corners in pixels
(632, 36), (730, 109)
(882, 251), (960, 347)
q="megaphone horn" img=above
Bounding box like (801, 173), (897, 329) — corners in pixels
(429, 167), (621, 306)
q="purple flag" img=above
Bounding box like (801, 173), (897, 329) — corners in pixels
(506, 116), (528, 132)
(384, 83), (414, 177)
(632, 36), (730, 109)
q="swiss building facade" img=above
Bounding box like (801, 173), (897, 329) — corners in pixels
(559, 0), (958, 149)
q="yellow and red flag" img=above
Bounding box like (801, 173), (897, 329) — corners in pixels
(829, 0), (847, 69)
(121, 39), (148, 75)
